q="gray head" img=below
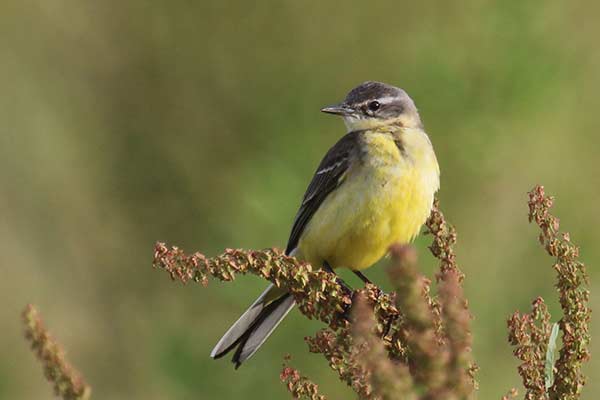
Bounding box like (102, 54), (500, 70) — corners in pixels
(321, 81), (422, 131)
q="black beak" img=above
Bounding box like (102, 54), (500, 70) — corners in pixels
(320, 103), (355, 116)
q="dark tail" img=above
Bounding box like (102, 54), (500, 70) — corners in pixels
(210, 284), (295, 368)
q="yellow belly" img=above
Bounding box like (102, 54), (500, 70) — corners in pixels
(295, 131), (439, 271)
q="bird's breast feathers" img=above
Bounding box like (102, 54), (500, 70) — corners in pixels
(297, 129), (439, 271)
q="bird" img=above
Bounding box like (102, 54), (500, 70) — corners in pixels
(210, 81), (440, 368)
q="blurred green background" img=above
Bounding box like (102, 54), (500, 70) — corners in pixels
(1, 1), (598, 399)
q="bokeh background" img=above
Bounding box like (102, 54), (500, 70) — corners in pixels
(1, 1), (598, 399)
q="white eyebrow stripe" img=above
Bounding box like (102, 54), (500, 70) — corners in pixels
(376, 96), (397, 104)
(356, 96), (396, 108)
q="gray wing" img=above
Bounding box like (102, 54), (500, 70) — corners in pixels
(285, 130), (362, 255)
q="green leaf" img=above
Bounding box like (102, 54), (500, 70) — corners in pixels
(545, 322), (560, 389)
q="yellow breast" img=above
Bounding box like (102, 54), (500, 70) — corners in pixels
(296, 129), (439, 271)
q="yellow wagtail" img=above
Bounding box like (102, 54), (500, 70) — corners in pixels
(211, 81), (440, 368)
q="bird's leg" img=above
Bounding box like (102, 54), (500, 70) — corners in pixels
(353, 270), (384, 297)
(322, 261), (354, 320)
(352, 270), (372, 285)
(322, 261), (353, 294)
(352, 270), (394, 337)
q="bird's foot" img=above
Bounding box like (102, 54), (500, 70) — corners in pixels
(381, 314), (398, 338)
(322, 261), (356, 323)
(341, 290), (358, 322)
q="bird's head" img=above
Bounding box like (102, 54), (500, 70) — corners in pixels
(321, 81), (422, 132)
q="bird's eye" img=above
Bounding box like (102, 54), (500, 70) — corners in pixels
(368, 101), (380, 112)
